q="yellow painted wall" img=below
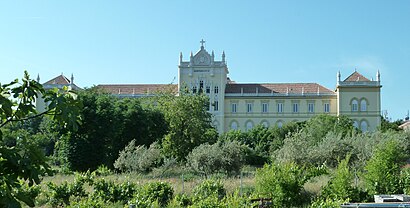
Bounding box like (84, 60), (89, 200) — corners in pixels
(223, 96), (338, 132)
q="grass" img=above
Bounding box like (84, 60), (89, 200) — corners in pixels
(36, 165), (330, 207)
(41, 171), (256, 196)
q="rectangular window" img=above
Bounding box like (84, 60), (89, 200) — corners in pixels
(262, 103), (268, 113)
(324, 103), (330, 113)
(231, 103), (237, 113)
(293, 103), (299, 113)
(206, 86), (210, 94)
(308, 103), (314, 113)
(277, 103), (283, 113)
(247, 103), (253, 113)
(214, 101), (219, 111)
(199, 80), (204, 89)
(214, 86), (219, 94)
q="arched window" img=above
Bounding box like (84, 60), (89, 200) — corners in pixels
(261, 121), (269, 128)
(360, 99), (367, 112)
(230, 121), (238, 130)
(276, 121), (283, 128)
(351, 99), (358, 112)
(360, 120), (368, 132)
(246, 121), (253, 131)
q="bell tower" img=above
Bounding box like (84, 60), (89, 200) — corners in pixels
(178, 40), (229, 133)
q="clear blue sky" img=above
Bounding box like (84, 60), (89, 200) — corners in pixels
(1, 1), (409, 120)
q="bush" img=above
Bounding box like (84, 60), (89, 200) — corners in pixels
(255, 162), (325, 207)
(92, 179), (139, 203)
(143, 181), (174, 206)
(320, 155), (369, 202)
(193, 179), (226, 201)
(363, 139), (407, 195)
(187, 141), (247, 175)
(189, 196), (224, 208)
(400, 167), (410, 194)
(114, 140), (162, 173)
(310, 198), (348, 208)
(93, 165), (112, 176)
(46, 172), (94, 207)
(170, 194), (192, 207)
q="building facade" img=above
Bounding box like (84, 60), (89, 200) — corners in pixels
(35, 73), (81, 113)
(175, 41), (381, 133)
(44, 41), (383, 133)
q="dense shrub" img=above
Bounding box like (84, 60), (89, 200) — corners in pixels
(193, 179), (226, 201)
(400, 167), (410, 194)
(114, 140), (162, 173)
(187, 141), (247, 175)
(47, 180), (86, 206)
(143, 181), (174, 206)
(255, 162), (325, 207)
(320, 155), (369, 203)
(92, 179), (139, 203)
(310, 198), (348, 208)
(364, 139), (407, 195)
(274, 129), (410, 170)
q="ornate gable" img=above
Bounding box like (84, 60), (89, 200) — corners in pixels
(193, 47), (212, 66)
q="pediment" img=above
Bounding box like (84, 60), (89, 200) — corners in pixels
(193, 48), (212, 66)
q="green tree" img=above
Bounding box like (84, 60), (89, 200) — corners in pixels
(61, 88), (167, 171)
(321, 155), (368, 202)
(155, 93), (217, 161)
(379, 116), (402, 132)
(0, 71), (81, 207)
(255, 162), (327, 207)
(303, 114), (354, 144)
(364, 139), (407, 195)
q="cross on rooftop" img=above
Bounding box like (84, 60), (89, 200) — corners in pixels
(200, 39), (205, 47)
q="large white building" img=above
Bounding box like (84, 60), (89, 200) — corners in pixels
(42, 41), (383, 133)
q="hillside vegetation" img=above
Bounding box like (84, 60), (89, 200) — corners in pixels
(1, 74), (408, 207)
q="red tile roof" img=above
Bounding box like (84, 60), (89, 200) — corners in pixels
(44, 75), (71, 85)
(225, 83), (335, 94)
(343, 71), (370, 82)
(97, 84), (177, 95)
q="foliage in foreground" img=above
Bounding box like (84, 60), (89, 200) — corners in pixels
(255, 162), (327, 207)
(364, 139), (407, 195)
(320, 155), (369, 203)
(0, 71), (81, 207)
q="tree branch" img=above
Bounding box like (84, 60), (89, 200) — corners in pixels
(0, 109), (59, 129)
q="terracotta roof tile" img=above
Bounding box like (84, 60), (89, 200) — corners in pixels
(343, 71), (370, 82)
(97, 84), (177, 95)
(225, 83), (335, 94)
(44, 75), (71, 85)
